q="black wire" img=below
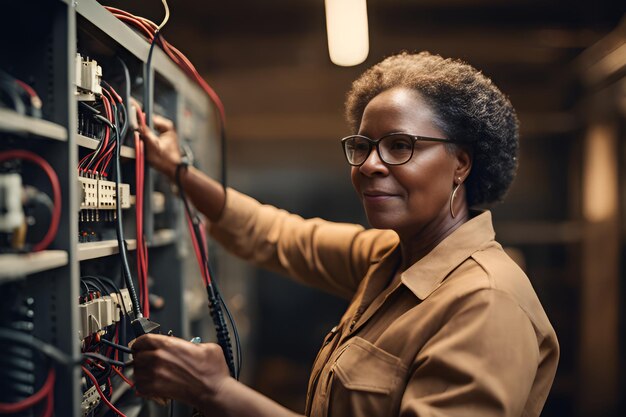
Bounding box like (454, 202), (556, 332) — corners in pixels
(117, 58), (131, 136)
(144, 31), (160, 126)
(99, 338), (132, 354)
(111, 121), (142, 318)
(209, 264), (241, 379)
(81, 275), (112, 296)
(80, 280), (91, 297)
(81, 276), (109, 295)
(100, 81), (128, 143)
(83, 352), (129, 368)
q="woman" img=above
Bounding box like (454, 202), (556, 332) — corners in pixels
(132, 51), (559, 417)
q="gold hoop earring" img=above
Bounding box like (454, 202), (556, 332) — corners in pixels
(450, 180), (462, 219)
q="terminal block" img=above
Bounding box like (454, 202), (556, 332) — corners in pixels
(75, 53), (102, 101)
(78, 288), (133, 340)
(81, 385), (102, 417)
(78, 175), (131, 222)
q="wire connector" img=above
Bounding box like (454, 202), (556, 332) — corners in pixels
(131, 316), (161, 337)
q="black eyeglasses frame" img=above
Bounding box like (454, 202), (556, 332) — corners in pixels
(340, 132), (459, 167)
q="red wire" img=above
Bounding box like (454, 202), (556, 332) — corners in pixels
(0, 367), (55, 413)
(41, 388), (54, 417)
(198, 218), (213, 283)
(185, 212), (210, 286)
(140, 139), (148, 316)
(135, 132), (148, 317)
(0, 150), (61, 251)
(81, 366), (128, 417)
(111, 366), (135, 388)
(108, 376), (113, 398)
(134, 106), (149, 317)
(15, 79), (39, 100)
(105, 7), (227, 127)
(93, 93), (114, 175)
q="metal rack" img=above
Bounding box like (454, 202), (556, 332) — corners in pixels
(0, 0), (217, 415)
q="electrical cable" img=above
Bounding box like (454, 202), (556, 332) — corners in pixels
(81, 276), (110, 295)
(100, 338), (132, 354)
(14, 79), (42, 115)
(0, 150), (61, 252)
(157, 0), (170, 31)
(105, 6), (228, 189)
(83, 353), (129, 369)
(144, 31), (160, 126)
(82, 366), (128, 417)
(135, 108), (148, 318)
(175, 164), (239, 379)
(112, 117), (143, 319)
(95, 82), (150, 318)
(110, 366), (134, 388)
(0, 367), (55, 414)
(0, 70), (27, 116)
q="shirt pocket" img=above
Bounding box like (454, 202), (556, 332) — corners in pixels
(325, 337), (407, 417)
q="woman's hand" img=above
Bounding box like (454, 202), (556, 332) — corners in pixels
(139, 114), (182, 181)
(132, 334), (231, 410)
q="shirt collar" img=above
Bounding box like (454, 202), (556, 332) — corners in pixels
(400, 210), (495, 300)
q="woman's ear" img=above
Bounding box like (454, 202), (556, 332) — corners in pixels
(454, 146), (472, 182)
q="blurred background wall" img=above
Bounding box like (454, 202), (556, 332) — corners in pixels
(108, 1), (624, 415)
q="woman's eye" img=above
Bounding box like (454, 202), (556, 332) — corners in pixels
(354, 142), (370, 152)
(389, 140), (412, 151)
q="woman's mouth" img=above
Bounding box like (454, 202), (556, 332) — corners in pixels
(362, 191), (397, 203)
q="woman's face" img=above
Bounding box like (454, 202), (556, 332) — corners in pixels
(351, 87), (468, 239)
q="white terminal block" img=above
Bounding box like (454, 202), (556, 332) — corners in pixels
(78, 176), (131, 212)
(78, 176), (98, 210)
(78, 289), (133, 341)
(75, 53), (102, 101)
(98, 180), (131, 210)
(98, 296), (114, 328)
(81, 385), (102, 417)
(78, 300), (100, 340)
(0, 173), (25, 232)
(118, 288), (133, 313)
(110, 288), (133, 317)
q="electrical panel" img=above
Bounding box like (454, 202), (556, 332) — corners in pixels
(0, 1), (218, 415)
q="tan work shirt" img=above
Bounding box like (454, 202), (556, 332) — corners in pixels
(210, 189), (559, 417)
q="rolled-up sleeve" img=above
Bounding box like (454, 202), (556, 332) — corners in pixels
(208, 188), (397, 299)
(400, 289), (539, 417)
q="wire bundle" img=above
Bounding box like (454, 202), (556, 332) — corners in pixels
(104, 5), (228, 187)
(80, 275), (134, 417)
(105, 2), (241, 378)
(77, 82), (127, 179)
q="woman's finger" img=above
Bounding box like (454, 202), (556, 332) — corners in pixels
(153, 114), (175, 133)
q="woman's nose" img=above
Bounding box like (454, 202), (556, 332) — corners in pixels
(359, 147), (388, 176)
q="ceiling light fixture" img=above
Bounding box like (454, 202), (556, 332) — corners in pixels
(324, 0), (369, 66)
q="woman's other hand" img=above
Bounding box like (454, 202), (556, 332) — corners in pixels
(139, 114), (182, 181)
(132, 334), (231, 410)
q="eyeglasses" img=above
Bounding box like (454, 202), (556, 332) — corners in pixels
(341, 132), (458, 166)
